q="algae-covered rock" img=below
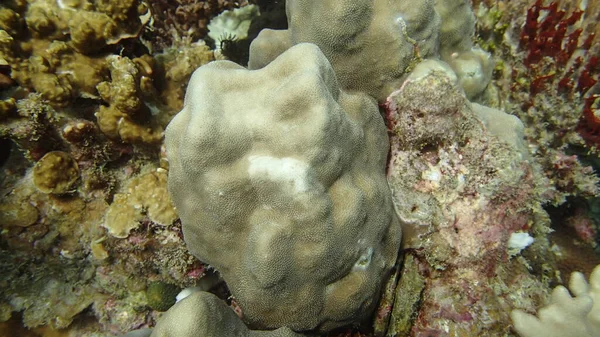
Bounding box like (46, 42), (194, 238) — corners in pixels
(0, 202), (39, 228)
(145, 281), (180, 312)
(384, 63), (553, 336)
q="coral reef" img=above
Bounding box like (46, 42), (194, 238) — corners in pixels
(142, 0), (245, 52)
(473, 0), (599, 205)
(0, 0), (598, 336)
(0, 0), (221, 335)
(165, 42), (402, 332)
(0, 0), (150, 106)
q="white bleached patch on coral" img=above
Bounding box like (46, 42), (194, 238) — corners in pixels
(353, 247), (373, 271)
(248, 155), (313, 194)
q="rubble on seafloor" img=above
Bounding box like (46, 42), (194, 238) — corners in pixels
(0, 0), (598, 336)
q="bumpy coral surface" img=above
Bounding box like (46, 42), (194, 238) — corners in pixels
(248, 0), (492, 101)
(248, 0), (440, 101)
(165, 43), (402, 332)
(150, 291), (304, 337)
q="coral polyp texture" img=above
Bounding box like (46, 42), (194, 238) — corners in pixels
(150, 291), (303, 337)
(165, 43), (402, 332)
(248, 0), (493, 101)
(512, 264), (600, 337)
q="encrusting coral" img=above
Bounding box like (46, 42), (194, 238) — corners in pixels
(102, 167), (177, 238)
(165, 42), (402, 332)
(32, 150), (79, 194)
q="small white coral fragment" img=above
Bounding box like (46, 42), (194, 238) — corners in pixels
(208, 5), (259, 49)
(507, 232), (534, 256)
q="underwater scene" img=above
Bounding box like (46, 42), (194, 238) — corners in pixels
(0, 0), (600, 336)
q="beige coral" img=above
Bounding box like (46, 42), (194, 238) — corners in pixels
(165, 43), (401, 332)
(511, 265), (600, 337)
(102, 168), (177, 238)
(249, 0), (492, 101)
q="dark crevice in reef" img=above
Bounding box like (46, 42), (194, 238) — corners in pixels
(220, 0), (288, 66)
(0, 138), (10, 167)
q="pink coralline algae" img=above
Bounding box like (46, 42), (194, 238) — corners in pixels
(512, 0), (600, 148)
(381, 67), (555, 336)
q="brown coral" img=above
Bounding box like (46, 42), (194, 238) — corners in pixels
(95, 55), (163, 145)
(32, 151), (79, 194)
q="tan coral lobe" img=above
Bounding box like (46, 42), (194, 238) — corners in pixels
(165, 43), (402, 332)
(33, 150), (79, 194)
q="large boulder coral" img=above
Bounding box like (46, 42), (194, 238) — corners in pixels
(248, 0), (492, 101)
(164, 43), (402, 332)
(150, 291), (304, 337)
